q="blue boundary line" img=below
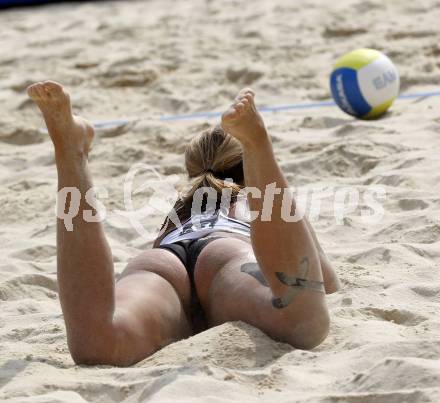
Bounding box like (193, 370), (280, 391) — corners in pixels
(93, 119), (136, 128)
(159, 90), (440, 122)
(90, 90), (440, 127)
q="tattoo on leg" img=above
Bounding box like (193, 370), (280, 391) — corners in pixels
(272, 257), (325, 309)
(240, 262), (269, 287)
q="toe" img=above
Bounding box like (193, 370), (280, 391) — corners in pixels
(26, 84), (37, 98)
(34, 83), (47, 99)
(238, 92), (250, 101)
(43, 80), (62, 90)
(27, 83), (42, 98)
(43, 81), (63, 95)
(244, 93), (256, 109)
(240, 98), (251, 111)
(241, 87), (255, 96)
(235, 102), (245, 113)
(241, 99), (254, 116)
(236, 89), (255, 106)
(235, 87), (253, 101)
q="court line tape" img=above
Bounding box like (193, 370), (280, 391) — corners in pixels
(91, 90), (440, 128)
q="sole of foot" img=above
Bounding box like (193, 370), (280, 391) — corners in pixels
(221, 88), (267, 147)
(27, 80), (94, 156)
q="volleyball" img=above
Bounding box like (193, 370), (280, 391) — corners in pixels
(330, 48), (400, 119)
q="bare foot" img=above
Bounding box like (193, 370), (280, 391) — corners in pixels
(27, 81), (94, 157)
(221, 88), (268, 147)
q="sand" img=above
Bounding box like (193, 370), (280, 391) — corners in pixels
(1, 0), (440, 402)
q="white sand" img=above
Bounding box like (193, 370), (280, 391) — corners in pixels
(1, 0), (440, 402)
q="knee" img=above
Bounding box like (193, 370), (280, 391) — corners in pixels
(70, 347), (137, 367)
(277, 309), (330, 350)
(68, 332), (132, 367)
(71, 350), (108, 366)
(70, 343), (127, 367)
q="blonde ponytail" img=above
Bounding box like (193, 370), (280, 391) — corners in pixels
(154, 125), (244, 245)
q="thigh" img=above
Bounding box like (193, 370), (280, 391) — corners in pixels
(194, 238), (329, 349)
(111, 248), (193, 364)
(118, 247), (192, 315)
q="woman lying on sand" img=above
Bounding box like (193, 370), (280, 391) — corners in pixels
(27, 81), (341, 366)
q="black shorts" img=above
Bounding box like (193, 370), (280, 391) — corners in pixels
(154, 236), (225, 332)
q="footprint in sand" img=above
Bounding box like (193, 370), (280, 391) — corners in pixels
(286, 141), (394, 178)
(300, 116), (350, 130)
(0, 274), (58, 301)
(360, 307), (428, 326)
(11, 245), (56, 262)
(0, 123), (46, 145)
(411, 284), (440, 298)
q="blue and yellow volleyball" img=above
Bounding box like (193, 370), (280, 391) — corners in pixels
(330, 48), (400, 119)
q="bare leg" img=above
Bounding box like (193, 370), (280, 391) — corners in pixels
(214, 89), (331, 348)
(28, 81), (192, 366)
(304, 218), (341, 294)
(195, 238), (326, 348)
